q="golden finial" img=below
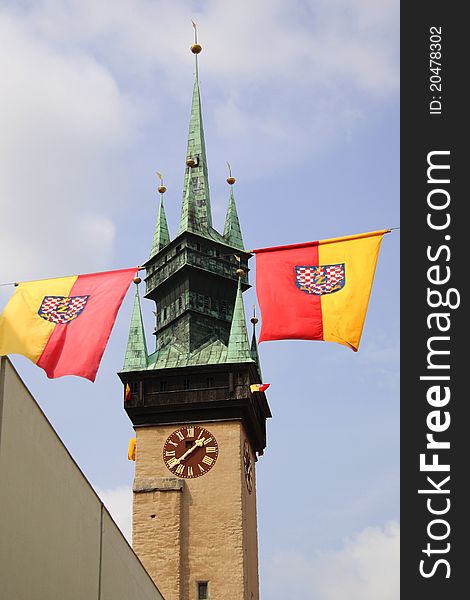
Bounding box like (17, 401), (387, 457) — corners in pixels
(191, 20), (202, 54)
(156, 171), (166, 194)
(251, 305), (258, 325)
(226, 161), (236, 185)
(235, 255), (245, 277)
(186, 157), (197, 167)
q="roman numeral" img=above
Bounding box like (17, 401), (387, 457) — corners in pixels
(197, 429), (205, 439)
(202, 455), (214, 466)
(187, 466), (193, 477)
(197, 463), (205, 473)
(206, 446), (217, 453)
(167, 440), (178, 447)
(165, 450), (176, 457)
(175, 431), (185, 441)
(175, 464), (184, 475)
(167, 457), (179, 468)
(203, 437), (213, 445)
(186, 426), (194, 437)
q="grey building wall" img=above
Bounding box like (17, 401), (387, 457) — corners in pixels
(0, 356), (165, 600)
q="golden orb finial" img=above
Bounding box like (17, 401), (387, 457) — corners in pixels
(186, 157), (197, 167)
(234, 254), (245, 277)
(190, 20), (202, 54)
(133, 276), (142, 284)
(251, 305), (259, 325)
(156, 171), (166, 194)
(226, 161), (236, 185)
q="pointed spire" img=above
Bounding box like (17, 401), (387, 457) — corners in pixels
(227, 270), (252, 363)
(123, 282), (148, 370)
(250, 306), (262, 378)
(179, 29), (213, 235)
(223, 165), (245, 250)
(149, 173), (170, 258)
(150, 196), (170, 258)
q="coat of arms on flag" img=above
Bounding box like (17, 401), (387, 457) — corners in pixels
(0, 268), (136, 381)
(295, 264), (345, 296)
(38, 295), (90, 324)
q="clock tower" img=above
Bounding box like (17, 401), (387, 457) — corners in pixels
(119, 39), (271, 600)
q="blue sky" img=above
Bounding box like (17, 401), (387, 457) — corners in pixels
(0, 2), (399, 598)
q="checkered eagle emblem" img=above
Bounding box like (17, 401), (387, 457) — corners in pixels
(295, 264), (346, 295)
(38, 295), (90, 324)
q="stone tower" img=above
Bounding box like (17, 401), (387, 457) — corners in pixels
(119, 40), (271, 600)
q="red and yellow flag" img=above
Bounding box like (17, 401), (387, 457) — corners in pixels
(250, 383), (270, 393)
(0, 268), (136, 381)
(253, 230), (389, 352)
(128, 437), (136, 461)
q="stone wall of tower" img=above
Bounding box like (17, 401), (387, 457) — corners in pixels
(240, 428), (260, 600)
(132, 420), (260, 600)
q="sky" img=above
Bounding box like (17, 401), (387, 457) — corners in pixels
(0, 1), (399, 599)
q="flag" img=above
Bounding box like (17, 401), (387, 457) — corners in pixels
(0, 268), (136, 381)
(250, 383), (270, 393)
(125, 383), (131, 401)
(128, 437), (136, 461)
(253, 230), (389, 352)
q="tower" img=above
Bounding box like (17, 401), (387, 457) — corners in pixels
(119, 37), (271, 600)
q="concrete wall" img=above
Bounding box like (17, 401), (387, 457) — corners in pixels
(0, 357), (165, 600)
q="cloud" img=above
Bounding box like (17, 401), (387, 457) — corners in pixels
(0, 11), (134, 280)
(265, 521), (399, 600)
(96, 485), (133, 542)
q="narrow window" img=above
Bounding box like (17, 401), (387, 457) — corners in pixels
(130, 382), (139, 393)
(198, 582), (208, 600)
(215, 249), (220, 257)
(203, 295), (209, 309)
(183, 379), (191, 390)
(196, 242), (201, 251)
(221, 300), (227, 316)
(178, 296), (183, 310)
(163, 308), (167, 320)
(159, 381), (167, 392)
(206, 377), (213, 388)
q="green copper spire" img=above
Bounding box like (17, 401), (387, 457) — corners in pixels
(179, 49), (213, 235)
(223, 184), (245, 250)
(149, 195), (170, 258)
(250, 308), (262, 379)
(123, 284), (148, 370)
(226, 276), (252, 362)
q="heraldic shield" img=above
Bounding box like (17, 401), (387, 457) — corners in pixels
(38, 295), (90, 324)
(295, 264), (346, 296)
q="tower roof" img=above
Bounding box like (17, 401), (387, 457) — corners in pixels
(179, 64), (213, 234)
(149, 196), (170, 258)
(178, 52), (228, 246)
(223, 185), (245, 250)
(123, 285), (148, 370)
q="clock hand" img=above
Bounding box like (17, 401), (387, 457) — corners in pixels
(174, 437), (206, 465)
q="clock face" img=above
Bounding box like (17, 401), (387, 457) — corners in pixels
(163, 425), (219, 478)
(243, 440), (253, 494)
